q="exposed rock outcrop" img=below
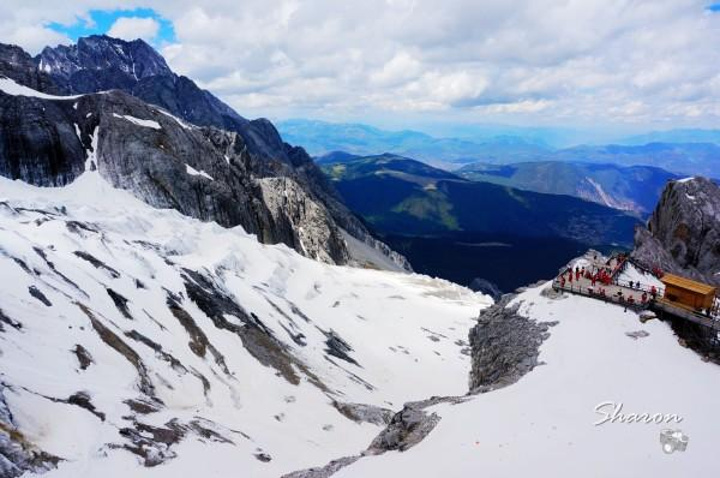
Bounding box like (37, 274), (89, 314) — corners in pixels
(0, 82), (368, 267)
(283, 293), (557, 478)
(632, 177), (720, 286)
(469, 294), (555, 393)
(282, 456), (362, 478)
(366, 400), (444, 453)
(258, 177), (349, 264)
(332, 401), (394, 426)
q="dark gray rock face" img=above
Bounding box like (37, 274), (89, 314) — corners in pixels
(0, 37), (410, 269)
(0, 93), (85, 186)
(366, 402), (441, 453)
(469, 294), (555, 393)
(332, 401), (394, 426)
(127, 66), (397, 264)
(258, 177), (349, 264)
(37, 35), (172, 92)
(632, 177), (720, 286)
(34, 36), (291, 166)
(36, 37), (316, 177)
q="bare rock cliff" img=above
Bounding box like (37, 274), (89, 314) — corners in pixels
(632, 177), (720, 286)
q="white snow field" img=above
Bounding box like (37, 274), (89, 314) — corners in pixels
(335, 282), (720, 478)
(2, 167), (719, 478)
(111, 113), (162, 130)
(0, 76), (84, 100)
(0, 171), (490, 477)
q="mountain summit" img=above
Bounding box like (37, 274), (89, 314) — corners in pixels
(38, 35), (173, 89)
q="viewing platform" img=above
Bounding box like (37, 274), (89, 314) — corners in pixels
(552, 253), (720, 334)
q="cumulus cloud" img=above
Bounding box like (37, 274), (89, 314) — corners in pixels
(370, 52), (422, 86)
(0, 0), (719, 128)
(2, 24), (68, 52)
(107, 17), (160, 42)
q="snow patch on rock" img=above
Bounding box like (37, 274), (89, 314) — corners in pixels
(112, 113), (161, 130)
(185, 164), (214, 181)
(0, 76), (83, 100)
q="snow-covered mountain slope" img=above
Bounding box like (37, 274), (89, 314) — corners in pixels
(331, 281), (720, 477)
(0, 172), (490, 477)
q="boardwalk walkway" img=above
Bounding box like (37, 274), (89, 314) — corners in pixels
(552, 279), (651, 311)
(552, 253), (720, 333)
(552, 254), (657, 311)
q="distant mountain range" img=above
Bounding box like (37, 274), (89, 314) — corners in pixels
(456, 161), (679, 215)
(320, 153), (638, 245)
(281, 119), (720, 177)
(278, 119), (552, 167)
(619, 129), (720, 146)
(551, 143), (720, 178)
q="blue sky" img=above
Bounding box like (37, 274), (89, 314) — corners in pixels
(47, 8), (175, 46)
(1, 1), (718, 132)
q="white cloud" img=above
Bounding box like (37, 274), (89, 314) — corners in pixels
(107, 17), (160, 42)
(0, 0), (719, 128)
(370, 51), (422, 86)
(2, 24), (69, 52)
(480, 100), (552, 115)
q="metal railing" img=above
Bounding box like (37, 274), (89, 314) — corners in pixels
(554, 280), (719, 330)
(551, 280), (649, 312)
(653, 299), (720, 330)
(555, 254), (720, 330)
(612, 278), (664, 295)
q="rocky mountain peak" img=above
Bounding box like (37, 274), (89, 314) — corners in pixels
(37, 35), (172, 87)
(632, 176), (720, 285)
(0, 43), (32, 67)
